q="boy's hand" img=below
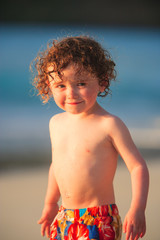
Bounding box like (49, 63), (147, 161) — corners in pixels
(123, 208), (146, 240)
(38, 203), (59, 238)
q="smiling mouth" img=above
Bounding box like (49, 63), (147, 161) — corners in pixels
(67, 101), (83, 105)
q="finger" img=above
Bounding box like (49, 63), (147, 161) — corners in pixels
(123, 218), (127, 233)
(126, 224), (133, 240)
(46, 225), (51, 238)
(133, 225), (145, 240)
(141, 224), (146, 238)
(38, 216), (45, 224)
(133, 227), (143, 240)
(133, 233), (140, 240)
(41, 224), (45, 237)
(132, 228), (138, 240)
(140, 228), (145, 238)
(41, 222), (48, 237)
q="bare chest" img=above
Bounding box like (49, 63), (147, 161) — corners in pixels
(53, 124), (108, 155)
(51, 123), (117, 172)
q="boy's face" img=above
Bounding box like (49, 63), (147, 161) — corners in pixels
(47, 64), (105, 115)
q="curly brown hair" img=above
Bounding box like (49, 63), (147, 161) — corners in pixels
(30, 36), (116, 103)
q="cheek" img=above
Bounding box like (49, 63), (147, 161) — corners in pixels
(54, 93), (63, 102)
(53, 96), (65, 110)
(84, 88), (99, 100)
(52, 90), (65, 105)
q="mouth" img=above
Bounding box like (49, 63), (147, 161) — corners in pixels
(66, 101), (83, 105)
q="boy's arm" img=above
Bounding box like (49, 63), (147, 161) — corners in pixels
(38, 163), (60, 238)
(38, 117), (61, 238)
(43, 162), (60, 205)
(109, 117), (149, 240)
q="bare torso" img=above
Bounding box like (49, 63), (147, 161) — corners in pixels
(50, 110), (119, 209)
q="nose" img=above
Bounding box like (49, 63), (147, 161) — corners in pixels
(66, 85), (78, 99)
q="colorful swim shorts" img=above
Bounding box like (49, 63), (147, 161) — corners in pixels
(50, 204), (122, 240)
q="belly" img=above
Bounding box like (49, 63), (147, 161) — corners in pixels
(53, 154), (117, 208)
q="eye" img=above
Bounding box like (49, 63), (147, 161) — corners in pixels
(57, 84), (66, 89)
(77, 82), (86, 87)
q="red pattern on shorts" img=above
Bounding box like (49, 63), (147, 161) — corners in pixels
(50, 204), (122, 240)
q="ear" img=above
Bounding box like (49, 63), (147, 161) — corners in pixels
(99, 85), (105, 93)
(99, 79), (108, 92)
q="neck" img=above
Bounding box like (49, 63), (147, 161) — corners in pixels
(66, 102), (105, 120)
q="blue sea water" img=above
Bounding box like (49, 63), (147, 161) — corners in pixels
(0, 24), (160, 154)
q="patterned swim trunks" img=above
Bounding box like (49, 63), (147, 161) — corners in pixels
(50, 204), (122, 240)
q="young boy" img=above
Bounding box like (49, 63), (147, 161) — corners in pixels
(31, 36), (149, 240)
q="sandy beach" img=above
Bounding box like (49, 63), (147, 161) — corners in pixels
(0, 157), (159, 240)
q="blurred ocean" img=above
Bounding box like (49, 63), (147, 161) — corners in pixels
(0, 24), (160, 164)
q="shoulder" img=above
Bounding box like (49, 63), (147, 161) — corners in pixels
(103, 114), (135, 154)
(49, 113), (63, 124)
(104, 113), (124, 126)
(49, 112), (67, 129)
(49, 112), (67, 143)
(104, 113), (130, 136)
